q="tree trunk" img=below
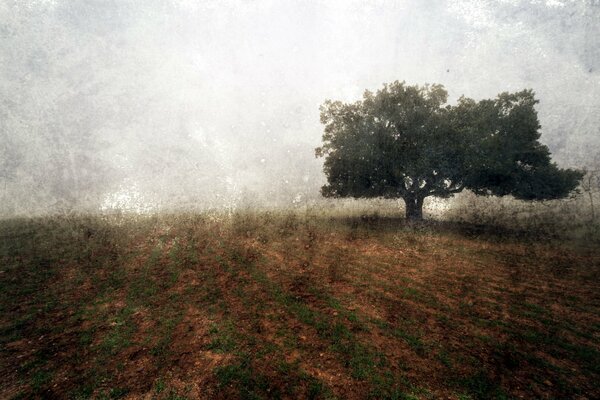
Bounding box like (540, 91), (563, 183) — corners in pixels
(403, 195), (424, 221)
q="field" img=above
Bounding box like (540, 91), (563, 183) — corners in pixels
(1, 210), (599, 399)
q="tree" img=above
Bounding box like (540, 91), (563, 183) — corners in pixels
(315, 81), (583, 220)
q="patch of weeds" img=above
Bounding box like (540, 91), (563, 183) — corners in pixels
(475, 333), (493, 344)
(456, 371), (509, 400)
(409, 385), (432, 397)
(250, 261), (389, 386)
(206, 321), (239, 353)
(392, 329), (426, 355)
(165, 391), (188, 400)
(107, 266), (127, 290)
(516, 329), (600, 374)
(331, 339), (384, 380)
(323, 321), (351, 342)
(275, 361), (334, 399)
(437, 349), (452, 368)
(98, 387), (129, 399)
(306, 378), (330, 400)
(151, 313), (182, 358)
(519, 328), (543, 343)
(555, 340), (600, 375)
(349, 350), (378, 380)
(30, 369), (52, 392)
(128, 253), (159, 305)
(490, 341), (524, 371)
(371, 318), (391, 330)
(154, 378), (166, 394)
(283, 332), (299, 349)
(80, 326), (96, 347)
(346, 310), (370, 332)
(100, 306), (136, 356)
(518, 350), (558, 372)
(167, 242), (184, 285)
(8, 391), (28, 400)
(400, 395), (420, 400)
(437, 314), (457, 329)
(326, 297), (342, 310)
(520, 302), (549, 319)
(214, 356), (277, 400)
(401, 286), (422, 300)
(278, 213), (299, 236)
(196, 272), (222, 306)
(71, 385), (95, 400)
(131, 279), (158, 301)
(368, 371), (413, 400)
(475, 318), (508, 329)
(17, 353), (47, 378)
(289, 299), (318, 326)
(0, 313), (36, 346)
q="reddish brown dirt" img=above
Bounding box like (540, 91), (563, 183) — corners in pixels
(0, 217), (598, 399)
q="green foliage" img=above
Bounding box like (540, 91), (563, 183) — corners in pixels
(214, 357), (275, 400)
(206, 321), (239, 353)
(316, 81), (583, 219)
(456, 371), (509, 400)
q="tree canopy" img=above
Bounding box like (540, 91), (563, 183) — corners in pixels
(315, 81), (583, 220)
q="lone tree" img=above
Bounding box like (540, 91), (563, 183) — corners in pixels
(315, 81), (583, 220)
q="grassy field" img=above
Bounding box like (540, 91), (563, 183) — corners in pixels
(0, 211), (598, 399)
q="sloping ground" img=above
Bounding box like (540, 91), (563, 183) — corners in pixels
(0, 213), (598, 399)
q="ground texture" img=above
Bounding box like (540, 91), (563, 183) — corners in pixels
(1, 213), (598, 399)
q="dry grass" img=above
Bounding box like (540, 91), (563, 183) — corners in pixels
(0, 211), (598, 399)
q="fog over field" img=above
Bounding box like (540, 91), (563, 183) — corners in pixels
(1, 0), (599, 216)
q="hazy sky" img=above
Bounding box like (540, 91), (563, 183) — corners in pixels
(1, 0), (599, 215)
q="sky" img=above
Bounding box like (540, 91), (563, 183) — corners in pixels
(0, 0), (599, 215)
